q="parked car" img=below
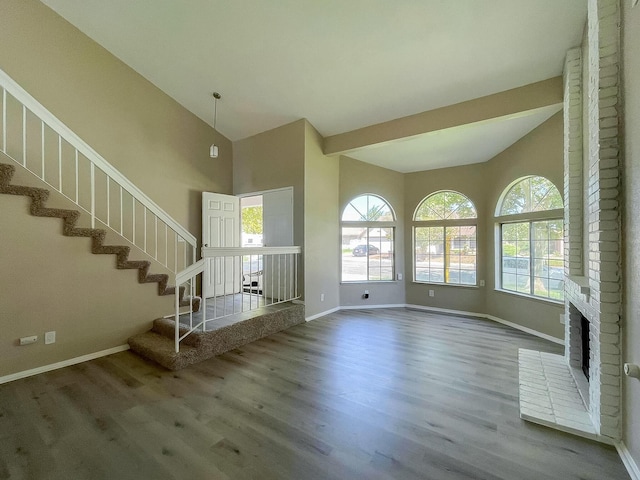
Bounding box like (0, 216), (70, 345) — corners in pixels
(352, 244), (380, 257)
(541, 266), (564, 291)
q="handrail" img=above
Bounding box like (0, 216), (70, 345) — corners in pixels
(175, 258), (205, 285)
(202, 246), (302, 257)
(174, 246), (302, 352)
(0, 68), (197, 268)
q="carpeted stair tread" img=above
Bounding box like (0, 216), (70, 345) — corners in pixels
(128, 331), (199, 371)
(130, 303), (305, 370)
(152, 317), (202, 347)
(1, 161), (198, 311)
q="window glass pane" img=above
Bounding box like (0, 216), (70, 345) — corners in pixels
(500, 218), (564, 301)
(415, 191), (477, 221)
(499, 176), (563, 216)
(342, 195), (394, 221)
(367, 196), (394, 221)
(341, 203), (364, 222)
(446, 226), (476, 285)
(415, 226), (444, 283)
(342, 227), (368, 281)
(342, 226), (394, 282)
(368, 227), (394, 280)
(414, 225), (476, 285)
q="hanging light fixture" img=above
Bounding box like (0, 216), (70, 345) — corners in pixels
(209, 92), (221, 158)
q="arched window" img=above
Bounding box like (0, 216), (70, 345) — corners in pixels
(341, 194), (395, 282)
(413, 191), (477, 285)
(496, 176), (564, 301)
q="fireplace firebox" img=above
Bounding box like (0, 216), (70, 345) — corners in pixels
(581, 315), (590, 381)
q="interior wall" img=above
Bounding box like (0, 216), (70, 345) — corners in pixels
(0, 0), (232, 238)
(0, 0), (232, 377)
(622, 0), (640, 468)
(339, 156), (406, 307)
(304, 121), (340, 318)
(404, 162), (487, 313)
(233, 119), (306, 296)
(0, 192), (174, 378)
(484, 112), (565, 339)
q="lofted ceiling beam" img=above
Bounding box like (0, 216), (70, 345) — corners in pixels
(323, 76), (563, 156)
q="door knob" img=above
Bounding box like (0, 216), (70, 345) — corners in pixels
(203, 243), (208, 247)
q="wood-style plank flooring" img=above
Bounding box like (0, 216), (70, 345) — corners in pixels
(0, 309), (630, 479)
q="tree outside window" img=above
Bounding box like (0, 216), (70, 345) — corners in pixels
(341, 194), (395, 282)
(497, 176), (564, 301)
(413, 191), (477, 286)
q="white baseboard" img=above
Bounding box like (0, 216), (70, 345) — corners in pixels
(485, 314), (564, 345)
(306, 303), (563, 345)
(0, 345), (130, 385)
(405, 303), (486, 319)
(617, 442), (640, 480)
(306, 307), (340, 322)
(341, 303), (407, 310)
(395, 303), (565, 345)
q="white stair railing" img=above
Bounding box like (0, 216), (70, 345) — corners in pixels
(0, 68), (196, 272)
(174, 246), (302, 352)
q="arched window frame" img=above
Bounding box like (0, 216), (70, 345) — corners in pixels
(495, 176), (564, 302)
(412, 190), (478, 286)
(341, 194), (396, 283)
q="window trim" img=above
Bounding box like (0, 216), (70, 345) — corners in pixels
(412, 191), (478, 287)
(496, 217), (564, 303)
(340, 194), (397, 283)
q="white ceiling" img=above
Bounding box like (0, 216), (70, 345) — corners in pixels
(40, 0), (586, 171)
(348, 104), (563, 173)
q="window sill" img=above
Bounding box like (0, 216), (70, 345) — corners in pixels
(494, 288), (564, 306)
(412, 281), (479, 289)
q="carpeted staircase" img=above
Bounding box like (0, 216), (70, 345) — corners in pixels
(0, 162), (200, 310)
(3, 159), (305, 371)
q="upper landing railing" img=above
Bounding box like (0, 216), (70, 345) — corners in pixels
(174, 246), (302, 352)
(0, 68), (197, 272)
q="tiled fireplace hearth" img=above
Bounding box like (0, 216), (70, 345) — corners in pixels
(518, 0), (622, 445)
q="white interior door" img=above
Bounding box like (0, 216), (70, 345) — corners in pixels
(262, 188), (294, 300)
(202, 192), (240, 298)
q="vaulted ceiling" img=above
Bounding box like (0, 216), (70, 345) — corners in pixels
(41, 0), (586, 172)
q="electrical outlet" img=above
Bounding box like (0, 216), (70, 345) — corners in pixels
(429, 290), (435, 297)
(19, 335), (38, 346)
(479, 280), (485, 287)
(45, 331), (56, 344)
(320, 293), (325, 302)
(397, 273), (403, 280)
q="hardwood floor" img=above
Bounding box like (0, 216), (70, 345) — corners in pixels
(0, 308), (630, 480)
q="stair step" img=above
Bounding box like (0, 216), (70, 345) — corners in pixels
(3, 160), (203, 364)
(152, 317), (202, 347)
(128, 331), (199, 371)
(129, 303), (305, 370)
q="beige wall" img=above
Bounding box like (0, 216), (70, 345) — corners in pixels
(402, 113), (564, 339)
(0, 0), (232, 238)
(232, 119), (305, 246)
(304, 122), (340, 318)
(0, 0), (231, 378)
(404, 162), (487, 313)
(339, 156), (406, 306)
(484, 112), (565, 339)
(233, 119), (306, 297)
(622, 0), (640, 467)
(0, 191), (174, 377)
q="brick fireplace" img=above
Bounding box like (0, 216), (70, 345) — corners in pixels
(518, 0), (622, 444)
